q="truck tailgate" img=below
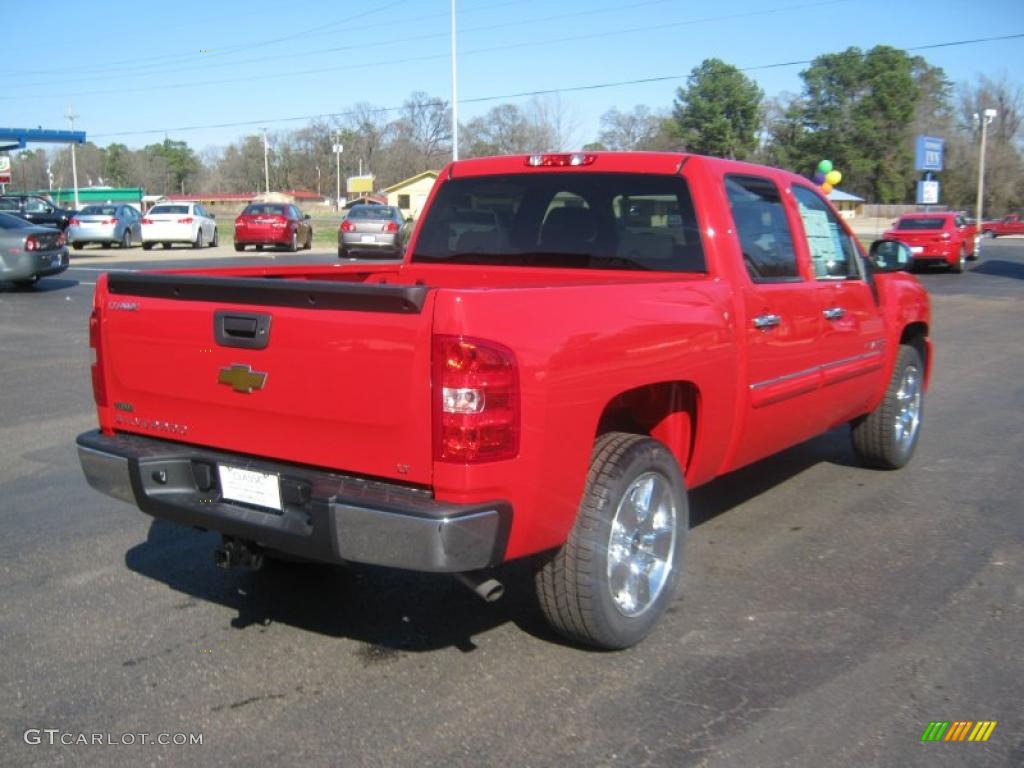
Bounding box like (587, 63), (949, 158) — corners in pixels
(98, 272), (435, 485)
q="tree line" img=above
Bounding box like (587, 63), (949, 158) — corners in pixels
(8, 47), (1023, 213)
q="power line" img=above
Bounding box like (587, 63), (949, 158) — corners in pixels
(8, 0), (854, 99)
(89, 31), (1024, 141)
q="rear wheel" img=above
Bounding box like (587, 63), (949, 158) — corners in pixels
(234, 243), (244, 252)
(193, 230), (204, 249)
(950, 247), (966, 273)
(211, 228), (219, 247)
(288, 231), (298, 252)
(534, 432), (687, 649)
(304, 231), (312, 249)
(13, 276), (39, 289)
(851, 344), (924, 469)
(338, 246), (346, 259)
(162, 242), (171, 249)
(255, 244), (263, 251)
(142, 242), (154, 250)
(72, 242), (84, 250)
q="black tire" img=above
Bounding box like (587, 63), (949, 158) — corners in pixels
(534, 432), (687, 649)
(192, 229), (204, 249)
(338, 246), (347, 259)
(851, 344), (924, 469)
(142, 242), (154, 250)
(234, 243), (244, 252)
(162, 242), (171, 249)
(211, 228), (219, 247)
(304, 232), (312, 249)
(255, 244), (263, 251)
(72, 242), (84, 250)
(287, 231), (298, 252)
(13, 277), (39, 289)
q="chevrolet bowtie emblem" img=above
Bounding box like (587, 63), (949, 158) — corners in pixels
(218, 364), (267, 393)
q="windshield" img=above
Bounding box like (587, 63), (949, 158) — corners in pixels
(896, 217), (946, 230)
(411, 173), (705, 272)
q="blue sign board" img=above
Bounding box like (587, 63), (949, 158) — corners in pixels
(915, 135), (944, 172)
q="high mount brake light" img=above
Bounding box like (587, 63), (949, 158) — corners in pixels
(432, 336), (520, 463)
(525, 153), (596, 167)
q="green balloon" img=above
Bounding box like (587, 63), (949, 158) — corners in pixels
(817, 159), (833, 174)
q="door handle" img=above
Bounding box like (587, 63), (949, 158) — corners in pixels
(823, 307), (846, 320)
(753, 313), (781, 330)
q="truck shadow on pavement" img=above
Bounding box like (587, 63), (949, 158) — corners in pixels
(123, 426), (859, 652)
(969, 259), (1024, 280)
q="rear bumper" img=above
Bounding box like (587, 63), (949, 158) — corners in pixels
(0, 248), (69, 280)
(76, 430), (510, 572)
(235, 227), (291, 245)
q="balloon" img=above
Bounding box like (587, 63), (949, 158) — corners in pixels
(821, 182), (833, 194)
(813, 171), (826, 184)
(817, 159), (833, 174)
(826, 170), (842, 186)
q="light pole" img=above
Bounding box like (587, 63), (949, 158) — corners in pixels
(315, 165), (321, 197)
(333, 137), (343, 211)
(65, 105), (80, 210)
(450, 0), (458, 161)
(973, 107), (997, 256)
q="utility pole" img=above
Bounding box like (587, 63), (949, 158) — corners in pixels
(65, 105), (80, 210)
(315, 165), (321, 197)
(262, 129), (270, 194)
(450, 0), (459, 161)
(973, 108), (997, 257)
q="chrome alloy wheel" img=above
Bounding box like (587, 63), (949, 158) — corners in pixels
(894, 364), (922, 453)
(607, 471), (678, 617)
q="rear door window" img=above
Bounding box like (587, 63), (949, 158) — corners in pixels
(725, 175), (799, 281)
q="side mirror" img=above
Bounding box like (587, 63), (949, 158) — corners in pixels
(868, 239), (912, 272)
(304, 214), (311, 220)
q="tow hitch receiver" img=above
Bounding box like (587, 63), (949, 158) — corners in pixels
(213, 537), (264, 570)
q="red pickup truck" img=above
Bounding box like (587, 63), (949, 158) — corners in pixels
(981, 213), (1024, 237)
(77, 152), (930, 649)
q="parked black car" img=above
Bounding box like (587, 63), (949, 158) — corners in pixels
(0, 194), (75, 230)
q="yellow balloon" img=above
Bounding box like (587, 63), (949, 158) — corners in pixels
(821, 182), (834, 194)
(826, 170), (842, 186)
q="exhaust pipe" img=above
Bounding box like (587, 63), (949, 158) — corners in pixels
(213, 537), (264, 570)
(454, 571), (504, 602)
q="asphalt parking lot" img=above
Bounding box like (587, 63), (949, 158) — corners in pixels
(0, 240), (1021, 767)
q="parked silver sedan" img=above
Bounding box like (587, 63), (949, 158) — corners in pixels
(338, 204), (406, 259)
(0, 211), (69, 288)
(67, 204), (142, 249)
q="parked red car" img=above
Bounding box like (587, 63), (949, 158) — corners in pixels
(234, 203), (312, 252)
(882, 212), (976, 273)
(981, 213), (1024, 238)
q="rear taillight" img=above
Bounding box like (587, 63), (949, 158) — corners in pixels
(25, 235), (39, 251)
(70, 217), (81, 227)
(177, 217), (193, 224)
(383, 222), (399, 233)
(340, 220), (355, 232)
(89, 308), (107, 408)
(432, 336), (519, 463)
(940, 232), (951, 240)
(141, 217), (153, 225)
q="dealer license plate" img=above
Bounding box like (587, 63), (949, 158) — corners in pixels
(218, 465), (282, 511)
(910, 246), (923, 254)
(361, 235), (376, 243)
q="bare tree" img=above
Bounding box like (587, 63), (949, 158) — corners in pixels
(597, 106), (665, 150)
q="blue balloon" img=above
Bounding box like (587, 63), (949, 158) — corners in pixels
(813, 171), (826, 184)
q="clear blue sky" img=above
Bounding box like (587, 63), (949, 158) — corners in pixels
(7, 0), (1023, 155)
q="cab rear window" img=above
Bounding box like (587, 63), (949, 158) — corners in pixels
(412, 173), (705, 272)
